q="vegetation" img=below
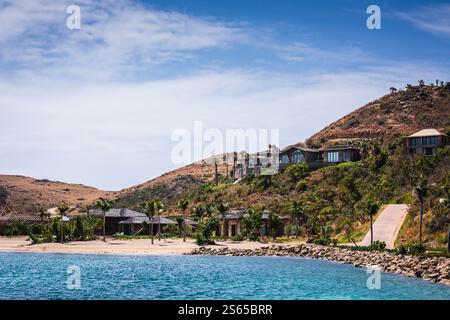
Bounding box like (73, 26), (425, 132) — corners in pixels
(240, 206), (264, 241)
(363, 198), (381, 245)
(140, 201), (158, 244)
(0, 186), (9, 207)
(414, 177), (428, 243)
(195, 216), (219, 245)
(177, 198), (190, 242)
(57, 203), (69, 243)
(95, 198), (114, 242)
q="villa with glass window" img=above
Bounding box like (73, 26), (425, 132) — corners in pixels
(279, 146), (324, 169)
(406, 129), (448, 156)
(322, 146), (361, 164)
(279, 144), (360, 170)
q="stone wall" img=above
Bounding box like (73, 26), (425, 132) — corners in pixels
(188, 244), (450, 286)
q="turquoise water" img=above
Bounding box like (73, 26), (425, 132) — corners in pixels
(0, 252), (449, 300)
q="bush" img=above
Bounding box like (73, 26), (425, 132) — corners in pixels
(241, 207), (263, 241)
(4, 221), (31, 236)
(313, 238), (331, 246)
(368, 240), (386, 251)
(230, 234), (244, 242)
(285, 163), (308, 182)
(395, 241), (426, 255)
(396, 244), (408, 255)
(195, 217), (219, 245)
(406, 241), (426, 254)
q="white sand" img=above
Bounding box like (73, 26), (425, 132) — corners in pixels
(0, 236), (275, 256)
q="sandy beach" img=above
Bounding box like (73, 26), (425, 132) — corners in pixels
(0, 236), (273, 256)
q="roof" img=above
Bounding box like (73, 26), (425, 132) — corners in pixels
(322, 145), (359, 152)
(280, 145), (322, 154)
(118, 216), (177, 225)
(90, 208), (146, 218)
(0, 214), (43, 222)
(407, 129), (446, 138)
(184, 219), (199, 226)
(219, 209), (287, 220)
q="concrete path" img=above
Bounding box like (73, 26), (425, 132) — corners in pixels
(360, 204), (409, 249)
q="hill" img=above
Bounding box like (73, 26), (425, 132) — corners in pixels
(1, 82), (449, 241)
(307, 83), (450, 146)
(0, 175), (110, 214)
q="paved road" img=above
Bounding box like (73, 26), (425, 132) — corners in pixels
(360, 204), (409, 249)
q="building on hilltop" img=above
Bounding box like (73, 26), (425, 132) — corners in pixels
(406, 129), (448, 156)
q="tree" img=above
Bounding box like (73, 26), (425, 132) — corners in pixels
(153, 199), (165, 240)
(339, 218), (357, 246)
(96, 198), (114, 242)
(389, 87), (397, 93)
(177, 198), (190, 242)
(85, 204), (92, 216)
(364, 198), (380, 245)
(38, 207), (49, 222)
(418, 80), (425, 87)
(57, 203), (69, 244)
(0, 186), (9, 208)
(141, 200), (157, 244)
(290, 201), (306, 238)
(191, 205), (206, 222)
(414, 177), (428, 243)
(447, 226), (450, 254)
(285, 163), (308, 183)
(267, 212), (283, 239)
(195, 216), (220, 245)
(241, 207), (263, 241)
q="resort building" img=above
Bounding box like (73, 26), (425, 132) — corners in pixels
(89, 208), (177, 236)
(406, 129), (448, 156)
(118, 216), (178, 235)
(216, 209), (289, 238)
(279, 146), (323, 169)
(279, 145), (360, 170)
(322, 145), (361, 164)
(229, 145), (280, 179)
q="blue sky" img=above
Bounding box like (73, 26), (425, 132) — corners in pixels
(0, 0), (449, 190)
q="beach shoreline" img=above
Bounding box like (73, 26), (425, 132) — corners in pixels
(0, 236), (271, 256)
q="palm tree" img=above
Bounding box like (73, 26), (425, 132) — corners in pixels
(141, 200), (157, 245)
(38, 206), (48, 222)
(177, 198), (190, 242)
(447, 226), (450, 254)
(290, 201), (305, 239)
(414, 178), (428, 243)
(85, 204), (92, 216)
(153, 199), (165, 240)
(96, 198), (114, 242)
(57, 203), (69, 244)
(191, 205), (206, 222)
(364, 199), (380, 245)
(215, 201), (229, 238)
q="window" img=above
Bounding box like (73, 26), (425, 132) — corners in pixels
(293, 151), (304, 163)
(422, 136), (437, 146)
(423, 148), (436, 156)
(327, 151), (339, 163)
(409, 138), (421, 146)
(343, 151), (350, 162)
(281, 155), (289, 164)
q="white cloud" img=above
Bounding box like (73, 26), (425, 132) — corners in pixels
(396, 4), (450, 37)
(0, 0), (448, 190)
(0, 0), (247, 80)
(1, 63), (448, 190)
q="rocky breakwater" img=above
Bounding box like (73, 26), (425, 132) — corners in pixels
(188, 244), (450, 286)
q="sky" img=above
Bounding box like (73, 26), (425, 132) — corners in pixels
(0, 0), (449, 190)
